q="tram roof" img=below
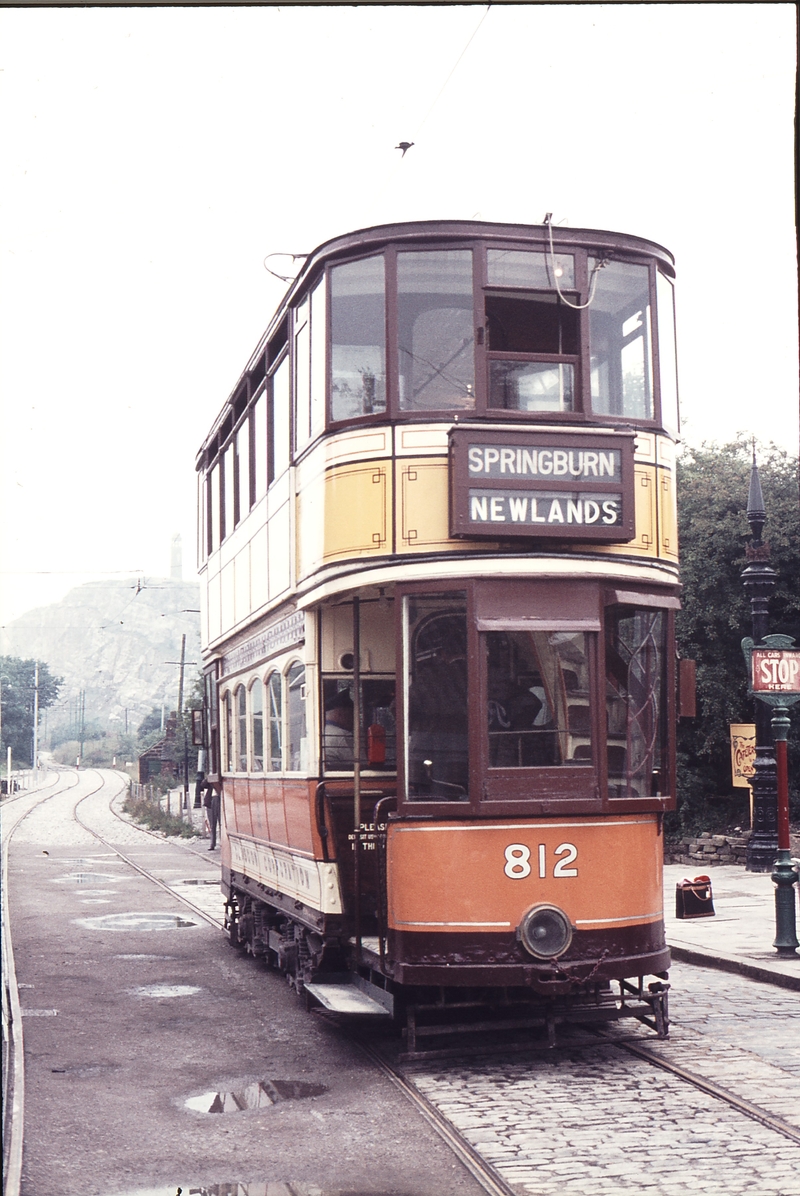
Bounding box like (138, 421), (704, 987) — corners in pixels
(197, 219), (675, 464)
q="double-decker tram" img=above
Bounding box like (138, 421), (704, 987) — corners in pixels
(196, 219), (682, 1052)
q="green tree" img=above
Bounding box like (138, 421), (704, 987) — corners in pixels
(675, 438), (800, 829)
(0, 656), (63, 765)
(137, 707), (164, 741)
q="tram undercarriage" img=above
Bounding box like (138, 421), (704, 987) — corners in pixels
(224, 880), (670, 1059)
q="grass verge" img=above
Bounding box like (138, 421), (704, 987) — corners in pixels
(123, 793), (198, 839)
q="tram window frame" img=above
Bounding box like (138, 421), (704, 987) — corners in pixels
(587, 255), (662, 429)
(328, 252), (388, 429)
(268, 349), (291, 486)
(235, 684), (248, 772)
(266, 670), (283, 773)
(250, 676), (264, 772)
(204, 665), (219, 779)
(223, 689), (233, 773)
(474, 576), (604, 813)
(252, 381), (267, 504)
(601, 595), (677, 812)
(480, 241), (584, 421)
(397, 580), (478, 815)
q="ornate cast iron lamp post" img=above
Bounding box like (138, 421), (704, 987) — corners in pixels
(741, 635), (800, 956)
(740, 452), (779, 872)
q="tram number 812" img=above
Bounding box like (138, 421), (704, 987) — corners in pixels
(504, 842), (579, 879)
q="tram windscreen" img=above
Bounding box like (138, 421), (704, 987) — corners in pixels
(589, 260), (653, 420)
(605, 608), (668, 797)
(397, 252), (475, 412)
(404, 594), (469, 799)
(330, 256), (387, 421)
(486, 631), (591, 768)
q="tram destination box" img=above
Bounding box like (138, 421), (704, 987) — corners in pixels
(449, 428), (636, 541)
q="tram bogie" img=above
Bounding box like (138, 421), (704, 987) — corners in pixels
(197, 219), (682, 1047)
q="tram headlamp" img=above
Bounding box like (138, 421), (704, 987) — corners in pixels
(517, 904), (573, 960)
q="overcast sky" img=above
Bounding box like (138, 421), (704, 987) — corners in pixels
(1, 3), (797, 629)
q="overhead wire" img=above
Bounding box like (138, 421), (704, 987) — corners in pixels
(370, 4), (493, 212)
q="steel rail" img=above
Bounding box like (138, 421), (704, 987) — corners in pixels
(48, 772), (800, 1186)
(79, 776), (519, 1194)
(356, 1041), (519, 1196)
(1, 768), (93, 1196)
(71, 771), (225, 930)
(607, 1034), (800, 1147)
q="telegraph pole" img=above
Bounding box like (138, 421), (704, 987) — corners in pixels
(33, 662), (39, 773)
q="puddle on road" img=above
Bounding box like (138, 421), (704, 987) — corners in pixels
(52, 872), (126, 885)
(76, 912), (199, 931)
(115, 954), (179, 961)
(130, 984), (203, 998)
(185, 1079), (328, 1114)
(21, 1009), (58, 1017)
(113, 1186), (403, 1196)
(54, 857), (123, 866)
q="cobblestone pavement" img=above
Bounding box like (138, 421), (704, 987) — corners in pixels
(7, 772), (800, 1195)
(399, 963), (800, 1195)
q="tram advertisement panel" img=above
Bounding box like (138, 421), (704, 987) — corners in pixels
(450, 429), (636, 541)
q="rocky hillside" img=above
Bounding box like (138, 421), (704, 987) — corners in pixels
(1, 578), (202, 735)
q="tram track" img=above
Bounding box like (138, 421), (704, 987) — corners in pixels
(5, 772), (798, 1196)
(2, 767), (91, 1196)
(65, 774), (800, 1181)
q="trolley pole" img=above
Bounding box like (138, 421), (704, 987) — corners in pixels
(741, 451), (779, 872)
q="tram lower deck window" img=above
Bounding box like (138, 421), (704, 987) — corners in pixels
(604, 608), (668, 798)
(403, 593), (469, 800)
(486, 630), (592, 768)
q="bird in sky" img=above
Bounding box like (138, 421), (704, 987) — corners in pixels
(395, 141), (414, 157)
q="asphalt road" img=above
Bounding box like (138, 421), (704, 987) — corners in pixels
(6, 772), (488, 1196)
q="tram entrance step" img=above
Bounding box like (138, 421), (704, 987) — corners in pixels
(305, 981), (392, 1016)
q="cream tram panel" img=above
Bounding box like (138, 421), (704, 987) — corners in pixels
(250, 523), (269, 612)
(228, 833), (344, 915)
(397, 458), (460, 553)
(268, 499), (292, 601)
(321, 600), (395, 674)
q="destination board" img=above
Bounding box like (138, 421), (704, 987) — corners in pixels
(449, 429), (636, 541)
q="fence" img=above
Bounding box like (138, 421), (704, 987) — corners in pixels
(127, 778), (200, 824)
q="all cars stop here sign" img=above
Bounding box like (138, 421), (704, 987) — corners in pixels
(751, 648), (800, 695)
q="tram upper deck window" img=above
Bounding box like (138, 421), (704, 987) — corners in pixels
(269, 355), (290, 483)
(403, 593), (469, 800)
(486, 630), (591, 769)
(604, 607), (668, 798)
(589, 259), (653, 420)
(398, 251), (475, 412)
(656, 270), (679, 435)
(330, 257), (387, 422)
(485, 250), (579, 414)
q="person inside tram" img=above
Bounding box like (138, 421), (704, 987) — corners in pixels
(323, 689), (355, 768)
(408, 613), (469, 797)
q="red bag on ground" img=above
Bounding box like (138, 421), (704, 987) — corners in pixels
(675, 874), (715, 919)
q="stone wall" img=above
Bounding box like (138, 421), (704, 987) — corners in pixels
(665, 832), (750, 866)
(666, 829), (800, 866)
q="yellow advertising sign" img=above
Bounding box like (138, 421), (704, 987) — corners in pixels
(730, 723), (756, 787)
